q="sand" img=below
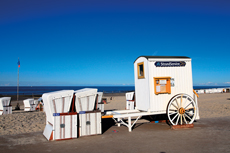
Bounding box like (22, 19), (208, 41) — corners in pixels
(198, 93), (230, 118)
(0, 92), (230, 153)
(0, 111), (46, 136)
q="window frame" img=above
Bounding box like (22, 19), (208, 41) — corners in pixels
(154, 77), (171, 95)
(137, 62), (145, 79)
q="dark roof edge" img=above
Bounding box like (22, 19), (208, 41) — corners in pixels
(134, 56), (191, 63)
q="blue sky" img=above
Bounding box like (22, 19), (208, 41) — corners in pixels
(0, 0), (230, 86)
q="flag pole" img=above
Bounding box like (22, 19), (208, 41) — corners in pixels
(15, 58), (21, 110)
(17, 62), (19, 101)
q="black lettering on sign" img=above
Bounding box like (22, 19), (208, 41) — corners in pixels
(155, 61), (186, 67)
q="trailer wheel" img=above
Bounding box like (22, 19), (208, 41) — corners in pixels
(167, 94), (197, 125)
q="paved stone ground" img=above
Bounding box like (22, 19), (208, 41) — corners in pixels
(0, 117), (230, 153)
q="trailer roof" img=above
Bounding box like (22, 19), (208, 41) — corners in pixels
(134, 56), (191, 63)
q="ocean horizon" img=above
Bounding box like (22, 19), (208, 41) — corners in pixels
(0, 85), (230, 95)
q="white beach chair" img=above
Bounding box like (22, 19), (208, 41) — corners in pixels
(213, 89), (218, 93)
(74, 89), (102, 137)
(0, 97), (12, 115)
(23, 98), (36, 111)
(34, 100), (38, 105)
(96, 92), (104, 112)
(42, 90), (78, 141)
(198, 90), (205, 94)
(126, 92), (135, 110)
(217, 88), (223, 93)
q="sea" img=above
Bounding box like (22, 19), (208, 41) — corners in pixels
(0, 86), (229, 96)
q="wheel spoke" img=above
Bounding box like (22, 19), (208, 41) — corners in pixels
(180, 114), (182, 125)
(171, 113), (179, 121)
(182, 97), (188, 108)
(184, 112), (192, 121)
(185, 107), (195, 111)
(169, 111), (177, 116)
(184, 102), (192, 109)
(182, 114), (188, 124)
(169, 109), (177, 112)
(185, 110), (194, 115)
(176, 114), (180, 125)
(171, 103), (178, 110)
(175, 98), (179, 108)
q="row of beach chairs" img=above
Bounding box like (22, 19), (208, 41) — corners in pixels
(1, 89), (134, 142)
(0, 97), (43, 115)
(1, 91), (133, 116)
(1, 91), (134, 116)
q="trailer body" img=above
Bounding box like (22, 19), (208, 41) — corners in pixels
(134, 56), (194, 113)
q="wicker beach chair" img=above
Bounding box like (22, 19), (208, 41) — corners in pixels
(0, 97), (12, 115)
(23, 98), (36, 111)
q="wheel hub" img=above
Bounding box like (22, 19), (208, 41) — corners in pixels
(179, 107), (185, 114)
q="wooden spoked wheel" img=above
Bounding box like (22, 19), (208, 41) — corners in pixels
(167, 94), (197, 125)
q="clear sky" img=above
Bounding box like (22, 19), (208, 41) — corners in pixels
(0, 0), (230, 86)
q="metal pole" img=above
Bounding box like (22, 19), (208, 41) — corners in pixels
(17, 59), (19, 102)
(15, 57), (21, 110)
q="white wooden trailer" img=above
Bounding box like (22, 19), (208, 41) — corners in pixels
(104, 56), (200, 131)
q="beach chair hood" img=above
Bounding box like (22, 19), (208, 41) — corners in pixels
(42, 90), (74, 125)
(74, 88), (98, 113)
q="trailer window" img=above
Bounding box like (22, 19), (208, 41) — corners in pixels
(137, 62), (145, 79)
(154, 77), (171, 95)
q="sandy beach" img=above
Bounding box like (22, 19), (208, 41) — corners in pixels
(1, 92), (230, 152)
